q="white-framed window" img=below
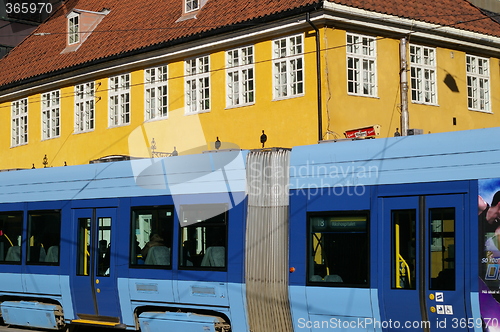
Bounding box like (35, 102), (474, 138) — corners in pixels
(272, 34), (304, 99)
(410, 45), (437, 105)
(185, 0), (199, 12)
(41, 90), (60, 140)
(346, 32), (377, 97)
(145, 65), (168, 120)
(68, 12), (80, 45)
(185, 55), (210, 113)
(75, 82), (95, 133)
(11, 98), (28, 147)
(226, 45), (255, 107)
(466, 54), (490, 112)
(109, 74), (130, 126)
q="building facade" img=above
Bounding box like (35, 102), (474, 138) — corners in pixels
(0, 0), (499, 169)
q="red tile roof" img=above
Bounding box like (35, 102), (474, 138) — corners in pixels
(0, 0), (499, 90)
(331, 0), (500, 37)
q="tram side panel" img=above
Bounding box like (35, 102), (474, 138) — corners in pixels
(289, 186), (380, 331)
(289, 180), (482, 331)
(119, 193), (247, 332)
(0, 201), (71, 330)
(374, 181), (481, 331)
(0, 193), (246, 331)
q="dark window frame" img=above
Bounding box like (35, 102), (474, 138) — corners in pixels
(307, 210), (370, 288)
(129, 205), (174, 269)
(26, 209), (61, 265)
(0, 211), (24, 265)
(178, 204), (228, 271)
(391, 209), (417, 290)
(428, 207), (455, 291)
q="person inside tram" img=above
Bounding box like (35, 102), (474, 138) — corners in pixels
(141, 233), (165, 260)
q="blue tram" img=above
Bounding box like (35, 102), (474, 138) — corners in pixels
(0, 127), (499, 331)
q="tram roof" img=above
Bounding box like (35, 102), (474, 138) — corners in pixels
(0, 149), (248, 203)
(290, 127), (500, 189)
(0, 128), (498, 204)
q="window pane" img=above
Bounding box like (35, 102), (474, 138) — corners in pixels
(392, 210), (416, 289)
(179, 205), (227, 269)
(466, 54), (490, 112)
(308, 213), (369, 286)
(346, 33), (377, 97)
(109, 74), (131, 125)
(0, 212), (23, 263)
(27, 211), (61, 264)
(272, 35), (303, 99)
(131, 207), (174, 267)
(185, 56), (210, 113)
(97, 217), (111, 277)
(429, 208), (455, 290)
(77, 218), (91, 276)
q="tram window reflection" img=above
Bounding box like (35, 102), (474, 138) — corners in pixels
(0, 212), (23, 263)
(27, 210), (61, 265)
(308, 212), (369, 287)
(179, 204), (227, 270)
(130, 207), (173, 268)
(429, 208), (455, 290)
(392, 209), (416, 289)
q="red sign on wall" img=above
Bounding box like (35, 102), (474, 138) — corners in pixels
(344, 125), (380, 139)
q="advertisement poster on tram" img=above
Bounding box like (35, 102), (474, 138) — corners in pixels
(479, 178), (500, 330)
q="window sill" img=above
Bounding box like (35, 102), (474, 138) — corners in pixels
(10, 142), (28, 148)
(184, 109), (210, 115)
(272, 93), (305, 102)
(411, 101), (439, 107)
(41, 136), (60, 141)
(144, 116), (169, 122)
(468, 108), (492, 114)
(108, 123), (130, 129)
(73, 129), (95, 135)
(225, 102), (255, 110)
(175, 11), (198, 22)
(347, 93), (379, 99)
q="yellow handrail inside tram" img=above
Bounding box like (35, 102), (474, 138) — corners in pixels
(84, 227), (90, 276)
(395, 223), (411, 288)
(3, 234), (13, 247)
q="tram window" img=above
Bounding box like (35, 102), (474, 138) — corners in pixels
(130, 207), (174, 267)
(392, 209), (416, 289)
(429, 208), (455, 291)
(27, 211), (61, 264)
(77, 218), (91, 276)
(179, 204), (227, 270)
(97, 217), (111, 276)
(308, 212), (369, 287)
(0, 212), (23, 263)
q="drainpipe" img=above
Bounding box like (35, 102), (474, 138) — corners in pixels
(306, 12), (323, 142)
(400, 37), (409, 136)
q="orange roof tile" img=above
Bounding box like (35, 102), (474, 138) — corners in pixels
(0, 0), (499, 90)
(330, 0), (500, 37)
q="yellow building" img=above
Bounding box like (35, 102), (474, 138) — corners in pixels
(0, 0), (500, 169)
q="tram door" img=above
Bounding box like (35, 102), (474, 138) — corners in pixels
(71, 208), (121, 324)
(379, 195), (468, 331)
